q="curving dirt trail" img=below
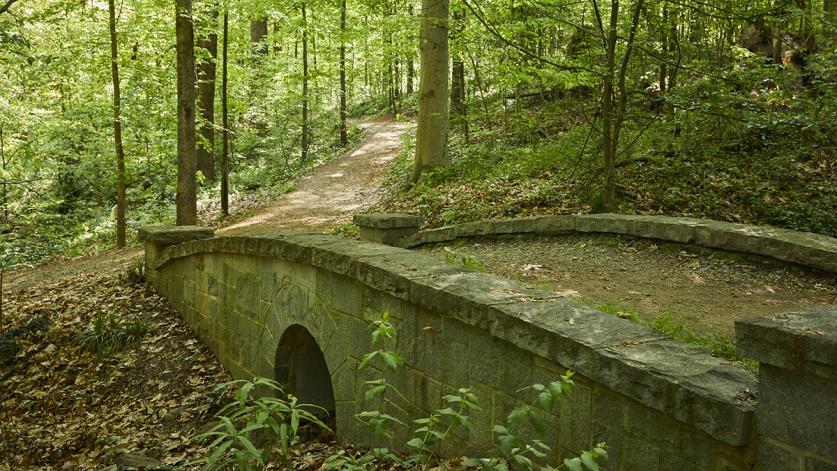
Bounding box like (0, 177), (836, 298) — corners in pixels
(220, 118), (414, 235)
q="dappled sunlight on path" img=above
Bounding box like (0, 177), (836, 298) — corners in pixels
(220, 118), (414, 235)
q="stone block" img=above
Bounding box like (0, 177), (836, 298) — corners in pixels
(138, 225), (214, 244)
(315, 270), (363, 316)
(756, 439), (803, 471)
(757, 364), (837, 458)
(354, 213), (423, 246)
(736, 307), (837, 382)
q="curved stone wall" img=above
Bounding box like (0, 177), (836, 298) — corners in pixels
(397, 214), (837, 274)
(148, 231), (758, 470)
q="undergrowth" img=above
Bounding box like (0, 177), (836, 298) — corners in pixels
(75, 313), (148, 355)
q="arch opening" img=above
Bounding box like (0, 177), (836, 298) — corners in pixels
(274, 325), (336, 425)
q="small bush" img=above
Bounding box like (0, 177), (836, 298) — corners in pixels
(75, 313), (148, 354)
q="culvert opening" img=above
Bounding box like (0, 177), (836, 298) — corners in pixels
(274, 325), (336, 429)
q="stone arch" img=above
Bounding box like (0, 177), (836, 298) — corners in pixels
(274, 324), (336, 423)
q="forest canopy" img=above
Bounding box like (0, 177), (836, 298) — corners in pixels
(0, 0), (834, 269)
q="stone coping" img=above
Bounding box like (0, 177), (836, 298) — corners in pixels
(155, 232), (758, 446)
(353, 213), (424, 229)
(138, 225), (214, 245)
(736, 307), (837, 381)
(398, 214), (837, 274)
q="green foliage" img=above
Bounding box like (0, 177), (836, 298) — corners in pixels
(195, 377), (331, 470)
(331, 223), (359, 239)
(75, 313), (148, 355)
(119, 259), (146, 286)
(443, 246), (487, 272)
(326, 311), (607, 471)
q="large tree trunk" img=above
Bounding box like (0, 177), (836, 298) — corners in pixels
(412, 0), (450, 182)
(301, 3), (310, 165)
(338, 0), (348, 147)
(176, 0), (197, 225)
(221, 11), (230, 216)
(196, 16), (218, 182)
(108, 0), (126, 247)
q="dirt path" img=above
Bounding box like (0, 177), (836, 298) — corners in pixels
(220, 118), (415, 235)
(420, 234), (837, 339)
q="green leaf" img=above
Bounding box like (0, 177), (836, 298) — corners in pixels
(564, 458), (584, 471)
(581, 453), (600, 471)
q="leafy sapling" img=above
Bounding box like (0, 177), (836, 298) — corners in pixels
(195, 377), (331, 470)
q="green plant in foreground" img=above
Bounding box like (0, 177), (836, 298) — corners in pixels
(325, 311), (606, 471)
(75, 313), (148, 354)
(194, 377), (331, 470)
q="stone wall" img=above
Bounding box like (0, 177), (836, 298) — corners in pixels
(144, 228), (762, 470)
(382, 214), (837, 274)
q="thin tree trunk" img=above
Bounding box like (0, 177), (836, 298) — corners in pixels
(601, 0), (643, 212)
(176, 0), (198, 225)
(600, 0), (619, 212)
(196, 13), (218, 182)
(301, 3), (310, 165)
(108, 0), (127, 247)
(0, 126), (7, 225)
(450, 5), (467, 138)
(406, 57), (414, 94)
(412, 0), (450, 182)
(221, 11), (229, 216)
(339, 0), (348, 146)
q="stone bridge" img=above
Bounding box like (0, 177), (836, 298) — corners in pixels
(140, 214), (836, 471)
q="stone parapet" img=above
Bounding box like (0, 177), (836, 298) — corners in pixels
(138, 225), (214, 283)
(354, 213), (423, 246)
(736, 308), (837, 470)
(398, 214), (837, 274)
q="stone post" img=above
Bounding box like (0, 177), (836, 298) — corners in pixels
(138, 225), (214, 285)
(353, 213), (423, 247)
(735, 307), (837, 470)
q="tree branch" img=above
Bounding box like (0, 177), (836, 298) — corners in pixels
(461, 0), (593, 73)
(0, 0), (19, 15)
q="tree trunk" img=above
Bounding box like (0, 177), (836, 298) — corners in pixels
(301, 3), (310, 165)
(221, 10), (229, 216)
(196, 15), (218, 182)
(176, 0), (198, 225)
(108, 0), (127, 247)
(450, 5), (467, 138)
(406, 56), (414, 94)
(601, 0), (642, 212)
(250, 17), (268, 56)
(0, 126), (7, 225)
(600, 0), (619, 212)
(412, 0), (449, 182)
(338, 0), (348, 146)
